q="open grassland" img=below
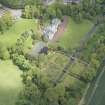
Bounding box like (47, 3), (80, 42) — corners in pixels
(0, 60), (22, 105)
(38, 51), (69, 81)
(0, 19), (38, 47)
(70, 62), (86, 75)
(58, 18), (93, 50)
(84, 68), (105, 105)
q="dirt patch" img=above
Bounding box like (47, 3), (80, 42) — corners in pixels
(51, 16), (68, 42)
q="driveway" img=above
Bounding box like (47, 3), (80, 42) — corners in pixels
(0, 6), (22, 19)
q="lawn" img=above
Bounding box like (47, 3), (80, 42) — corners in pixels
(70, 62), (86, 75)
(0, 60), (22, 105)
(84, 68), (105, 105)
(0, 19), (38, 47)
(38, 51), (69, 81)
(58, 18), (93, 50)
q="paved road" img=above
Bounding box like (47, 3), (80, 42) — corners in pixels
(85, 67), (105, 105)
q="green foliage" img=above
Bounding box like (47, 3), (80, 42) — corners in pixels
(0, 43), (10, 60)
(12, 54), (31, 71)
(16, 82), (41, 105)
(23, 5), (32, 19)
(0, 60), (22, 105)
(0, 3), (2, 8)
(0, 1), (104, 105)
(0, 11), (13, 33)
(81, 24), (105, 81)
(0, 0), (42, 8)
(22, 5), (40, 19)
(82, 68), (97, 81)
(58, 18), (93, 49)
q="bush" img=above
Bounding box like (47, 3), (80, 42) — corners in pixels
(0, 11), (13, 32)
(12, 54), (31, 71)
(0, 43), (10, 60)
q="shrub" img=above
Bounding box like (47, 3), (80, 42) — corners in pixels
(12, 54), (31, 71)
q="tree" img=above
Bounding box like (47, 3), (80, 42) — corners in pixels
(2, 11), (13, 28)
(16, 82), (41, 105)
(47, 6), (57, 18)
(0, 43), (10, 60)
(0, 19), (7, 33)
(56, 8), (63, 19)
(44, 88), (59, 102)
(23, 5), (32, 19)
(91, 53), (100, 68)
(12, 54), (31, 71)
(0, 11), (13, 32)
(31, 5), (40, 18)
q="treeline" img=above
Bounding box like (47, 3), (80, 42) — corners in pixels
(0, 12), (13, 60)
(22, 0), (105, 23)
(0, 0), (42, 8)
(80, 23), (105, 80)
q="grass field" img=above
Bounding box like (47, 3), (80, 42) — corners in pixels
(0, 19), (38, 47)
(58, 18), (93, 49)
(84, 68), (105, 105)
(0, 60), (22, 105)
(70, 62), (86, 75)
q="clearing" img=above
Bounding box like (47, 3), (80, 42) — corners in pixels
(84, 67), (105, 105)
(57, 18), (93, 50)
(0, 19), (38, 47)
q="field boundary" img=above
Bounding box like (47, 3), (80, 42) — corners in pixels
(78, 83), (90, 105)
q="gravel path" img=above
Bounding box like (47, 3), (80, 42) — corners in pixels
(0, 6), (22, 19)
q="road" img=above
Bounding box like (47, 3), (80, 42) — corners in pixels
(85, 67), (105, 105)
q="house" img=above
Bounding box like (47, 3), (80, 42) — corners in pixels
(64, 0), (80, 4)
(43, 18), (61, 40)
